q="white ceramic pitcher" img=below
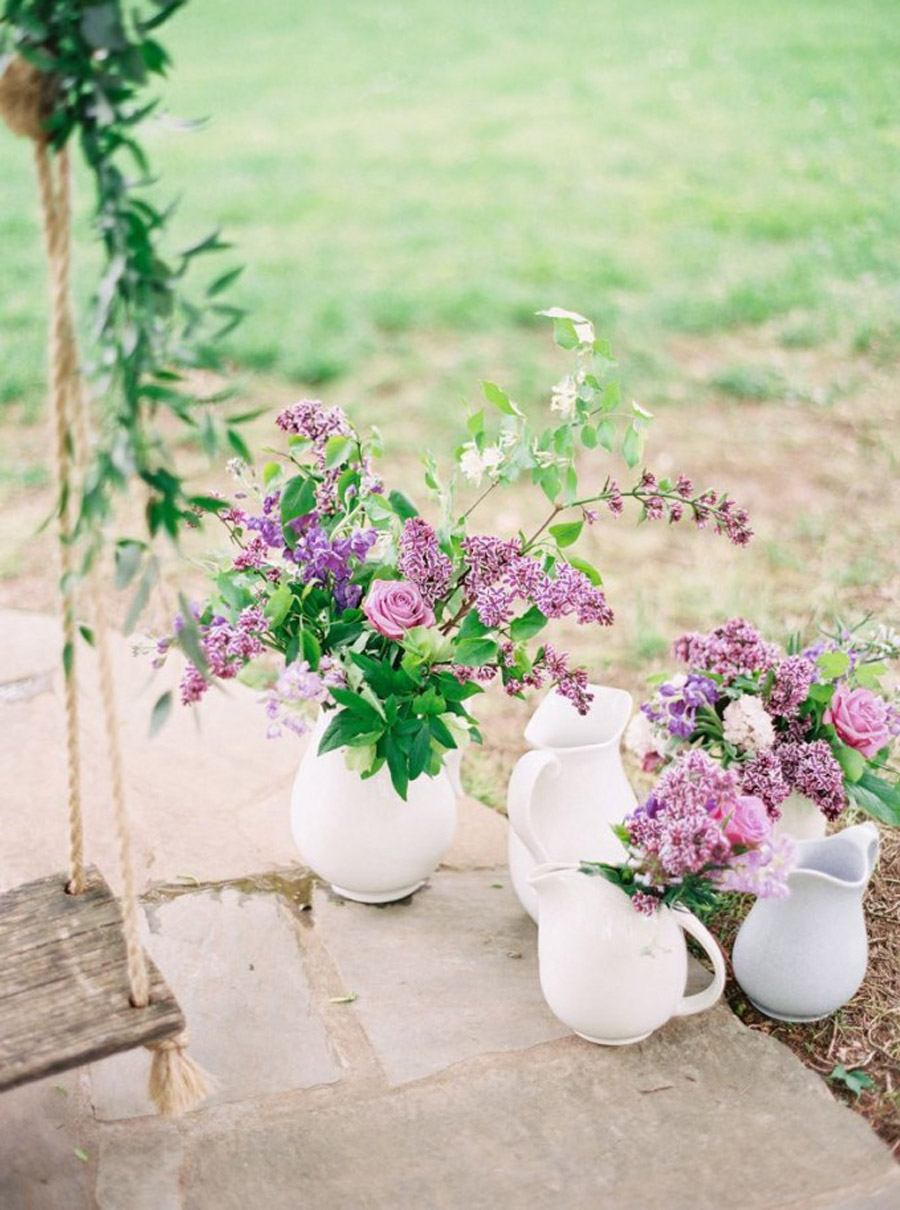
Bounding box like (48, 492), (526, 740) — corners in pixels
(772, 792), (827, 841)
(529, 862), (726, 1045)
(733, 823), (879, 1022)
(507, 684), (636, 921)
(291, 714), (458, 903)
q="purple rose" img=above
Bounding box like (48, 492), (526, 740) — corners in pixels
(363, 579), (435, 640)
(713, 794), (771, 847)
(824, 685), (891, 759)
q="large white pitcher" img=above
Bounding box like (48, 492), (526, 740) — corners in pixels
(291, 714), (458, 903)
(733, 823), (879, 1021)
(507, 684), (636, 921)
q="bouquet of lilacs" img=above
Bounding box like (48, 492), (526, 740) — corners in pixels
(626, 617), (900, 827)
(159, 310), (752, 800)
(582, 750), (796, 915)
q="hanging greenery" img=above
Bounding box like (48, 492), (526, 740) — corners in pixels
(0, 1), (250, 597)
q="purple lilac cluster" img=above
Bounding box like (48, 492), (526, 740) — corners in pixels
(716, 834), (795, 899)
(179, 606), (269, 705)
(397, 518), (453, 605)
(610, 471), (752, 545)
(627, 751), (735, 881)
(461, 535), (614, 630)
(275, 399), (373, 512)
(642, 673), (720, 739)
(777, 740), (846, 821)
(287, 516), (377, 611)
(673, 618), (779, 682)
(260, 658), (344, 739)
(451, 641), (593, 714)
(765, 655), (816, 719)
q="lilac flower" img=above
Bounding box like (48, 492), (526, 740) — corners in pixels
(717, 834), (796, 898)
(460, 536), (521, 592)
(673, 617), (779, 682)
(740, 749), (791, 819)
(777, 740), (846, 821)
(642, 673), (719, 740)
(398, 518), (453, 605)
(276, 399), (351, 445)
(260, 659), (333, 739)
(630, 891), (659, 917)
(475, 585), (516, 628)
(606, 479), (624, 515)
(766, 655), (816, 718)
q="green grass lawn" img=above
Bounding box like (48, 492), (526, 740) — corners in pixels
(1, 0), (898, 415)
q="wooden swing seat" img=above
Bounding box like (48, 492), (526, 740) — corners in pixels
(0, 866), (184, 1093)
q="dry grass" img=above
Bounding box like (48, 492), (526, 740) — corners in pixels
(0, 319), (897, 1146)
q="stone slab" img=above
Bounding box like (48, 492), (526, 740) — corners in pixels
(180, 1023), (899, 1210)
(96, 1124), (184, 1210)
(0, 607), (301, 893)
(313, 870), (570, 1084)
(89, 888), (340, 1119)
(0, 1070), (95, 1210)
(441, 793), (508, 870)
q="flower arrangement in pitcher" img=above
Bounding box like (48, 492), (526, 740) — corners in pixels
(582, 750), (796, 915)
(158, 310), (752, 799)
(626, 618), (900, 828)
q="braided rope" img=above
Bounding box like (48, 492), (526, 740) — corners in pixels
(33, 139), (86, 895)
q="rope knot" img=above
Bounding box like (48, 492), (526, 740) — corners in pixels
(0, 55), (56, 141)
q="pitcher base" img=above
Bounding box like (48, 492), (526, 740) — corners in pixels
(575, 1029), (652, 1047)
(330, 881), (425, 904)
(747, 997), (830, 1024)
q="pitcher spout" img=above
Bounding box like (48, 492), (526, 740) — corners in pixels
(792, 822), (880, 892)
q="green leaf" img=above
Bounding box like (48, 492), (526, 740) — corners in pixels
(596, 419), (616, 452)
(226, 428), (253, 463)
(454, 638), (499, 667)
(384, 735), (410, 800)
(265, 582), (292, 627)
(834, 744), (866, 783)
(855, 662), (887, 689)
(807, 683), (835, 704)
(621, 422), (643, 468)
(817, 651), (851, 680)
(549, 520), (583, 548)
(597, 381), (621, 413)
(847, 771), (900, 826)
(408, 727), (433, 779)
(581, 424), (597, 449)
(827, 1065), (875, 1098)
(300, 629), (322, 668)
(509, 606), (548, 642)
(458, 610), (491, 640)
(149, 691), (173, 738)
(114, 540), (144, 590)
(318, 709), (383, 756)
(78, 624), (95, 647)
(388, 490), (419, 521)
(124, 559), (158, 635)
(566, 555), (603, 586)
(280, 475), (317, 541)
(482, 381), (522, 417)
(62, 641), (74, 679)
(324, 435), (354, 470)
(262, 461), (281, 487)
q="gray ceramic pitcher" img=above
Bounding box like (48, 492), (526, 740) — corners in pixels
(732, 823), (879, 1022)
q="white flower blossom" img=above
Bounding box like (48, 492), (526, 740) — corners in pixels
(722, 694), (776, 752)
(550, 375), (578, 418)
(625, 710), (658, 761)
(459, 442), (504, 487)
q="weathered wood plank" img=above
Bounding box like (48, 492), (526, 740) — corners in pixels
(0, 867), (184, 1093)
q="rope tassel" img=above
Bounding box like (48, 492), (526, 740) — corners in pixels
(147, 1034), (211, 1117)
(1, 56), (210, 1116)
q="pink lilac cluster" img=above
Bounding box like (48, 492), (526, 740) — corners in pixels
(623, 751), (794, 911)
(673, 618), (780, 682)
(627, 751), (736, 881)
(461, 535), (614, 630)
(642, 673), (720, 739)
(740, 750), (791, 819)
(260, 658), (344, 739)
(603, 472), (752, 545)
(397, 518), (453, 605)
(179, 606), (268, 705)
(777, 740), (847, 821)
(275, 399), (378, 511)
(765, 655), (816, 719)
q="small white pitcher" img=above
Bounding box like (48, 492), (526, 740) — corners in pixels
(507, 684), (636, 921)
(733, 823), (879, 1022)
(291, 714), (458, 903)
(529, 862), (726, 1045)
(772, 792), (827, 841)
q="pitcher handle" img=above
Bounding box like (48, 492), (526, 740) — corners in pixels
(673, 910), (726, 1017)
(507, 749), (561, 864)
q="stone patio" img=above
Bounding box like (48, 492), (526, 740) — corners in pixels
(1, 608), (898, 1209)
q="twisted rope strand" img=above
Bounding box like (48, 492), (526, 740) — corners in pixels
(33, 139), (85, 895)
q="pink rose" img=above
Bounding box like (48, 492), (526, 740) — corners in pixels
(824, 684), (891, 759)
(363, 579), (435, 640)
(712, 794), (771, 848)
